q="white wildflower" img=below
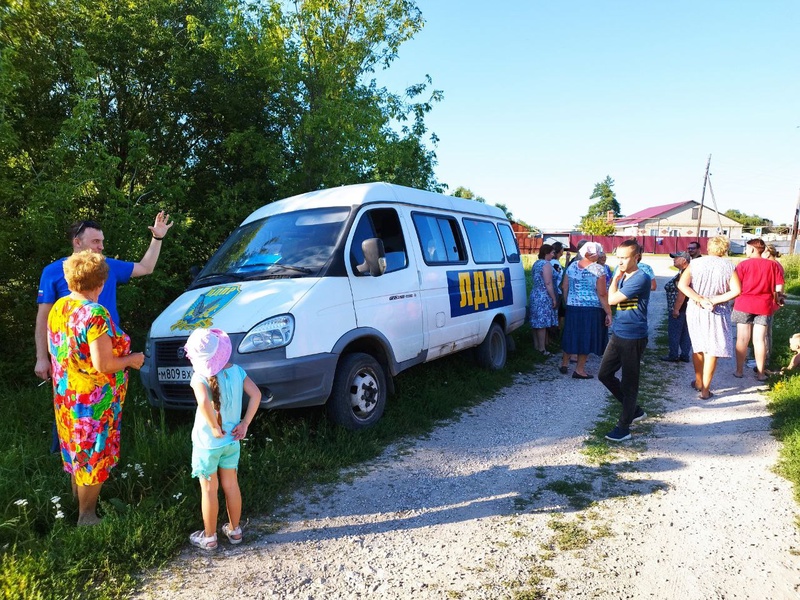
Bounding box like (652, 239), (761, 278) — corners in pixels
(173, 492), (183, 500)
(14, 499), (28, 507)
(55, 510), (65, 519)
(51, 495), (61, 504)
(121, 472), (128, 479)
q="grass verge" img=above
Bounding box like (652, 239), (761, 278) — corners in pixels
(0, 323), (545, 599)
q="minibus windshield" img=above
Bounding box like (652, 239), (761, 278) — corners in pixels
(191, 207), (350, 287)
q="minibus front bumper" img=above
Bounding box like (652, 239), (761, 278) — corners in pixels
(140, 334), (338, 410)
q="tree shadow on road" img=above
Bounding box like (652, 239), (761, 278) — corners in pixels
(262, 458), (683, 545)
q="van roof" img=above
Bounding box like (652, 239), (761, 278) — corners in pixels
(242, 182), (508, 225)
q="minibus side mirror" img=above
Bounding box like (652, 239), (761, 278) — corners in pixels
(357, 238), (386, 277)
(189, 265), (202, 279)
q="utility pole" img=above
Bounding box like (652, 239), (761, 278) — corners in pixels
(790, 188), (800, 255)
(695, 154), (711, 239)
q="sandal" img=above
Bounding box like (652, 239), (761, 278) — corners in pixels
(690, 381), (700, 391)
(699, 391), (714, 400)
(189, 530), (218, 551)
(558, 365), (568, 374)
(222, 523), (243, 545)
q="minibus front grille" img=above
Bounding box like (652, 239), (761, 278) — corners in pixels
(155, 339), (190, 366)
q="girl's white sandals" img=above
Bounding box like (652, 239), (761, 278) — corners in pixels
(222, 523), (243, 544)
(189, 530), (218, 551)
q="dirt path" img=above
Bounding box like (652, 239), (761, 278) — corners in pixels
(135, 256), (800, 599)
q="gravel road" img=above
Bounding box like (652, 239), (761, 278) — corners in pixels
(135, 256), (800, 599)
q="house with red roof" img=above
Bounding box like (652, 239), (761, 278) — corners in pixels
(613, 200), (743, 239)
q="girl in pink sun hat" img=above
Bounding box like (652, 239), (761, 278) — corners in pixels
(183, 328), (261, 550)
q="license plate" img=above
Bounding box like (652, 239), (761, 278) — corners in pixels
(157, 366), (194, 383)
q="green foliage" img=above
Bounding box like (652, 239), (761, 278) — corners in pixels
(723, 209), (772, 228)
(766, 291), (800, 504)
(782, 255), (800, 296)
(450, 186), (515, 221)
(494, 202), (513, 221)
(578, 215), (616, 236)
(0, 0), (442, 378)
(516, 219), (539, 234)
(451, 186), (485, 203)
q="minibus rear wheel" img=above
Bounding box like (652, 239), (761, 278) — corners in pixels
(475, 322), (507, 370)
(327, 353), (387, 430)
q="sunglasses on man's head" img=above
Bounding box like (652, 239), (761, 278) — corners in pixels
(72, 220), (101, 239)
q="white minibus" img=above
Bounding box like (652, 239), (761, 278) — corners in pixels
(140, 183), (527, 429)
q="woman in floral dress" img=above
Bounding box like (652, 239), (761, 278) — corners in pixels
(558, 242), (612, 378)
(47, 251), (144, 525)
(528, 244), (558, 355)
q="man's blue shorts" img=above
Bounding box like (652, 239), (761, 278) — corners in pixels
(191, 442), (240, 480)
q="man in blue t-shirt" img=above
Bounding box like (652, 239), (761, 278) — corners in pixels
(34, 212), (174, 380)
(598, 239), (651, 442)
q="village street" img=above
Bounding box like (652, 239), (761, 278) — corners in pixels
(136, 255), (800, 599)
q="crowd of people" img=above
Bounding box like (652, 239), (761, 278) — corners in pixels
(530, 235), (787, 439)
(35, 214), (791, 548)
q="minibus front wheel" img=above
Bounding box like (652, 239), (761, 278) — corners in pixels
(475, 322), (508, 370)
(327, 352), (387, 430)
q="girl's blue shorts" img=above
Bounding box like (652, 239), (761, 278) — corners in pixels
(191, 442), (240, 480)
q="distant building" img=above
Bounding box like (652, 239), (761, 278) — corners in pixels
(612, 201), (743, 239)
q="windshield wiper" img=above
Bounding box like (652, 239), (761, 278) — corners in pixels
(190, 272), (248, 288)
(265, 264), (314, 274)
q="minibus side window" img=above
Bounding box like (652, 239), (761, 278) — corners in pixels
(463, 218), (504, 264)
(497, 223), (521, 263)
(411, 212), (467, 264)
(350, 208), (408, 275)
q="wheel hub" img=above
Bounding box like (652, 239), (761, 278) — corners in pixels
(350, 371), (378, 414)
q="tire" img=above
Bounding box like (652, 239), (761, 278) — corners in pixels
(326, 353), (387, 430)
(475, 322), (507, 370)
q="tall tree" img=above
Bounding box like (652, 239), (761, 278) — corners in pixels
(586, 175), (621, 218)
(578, 175), (620, 235)
(286, 0), (436, 191)
(0, 0), (441, 378)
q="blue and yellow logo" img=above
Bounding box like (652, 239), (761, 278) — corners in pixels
(170, 285), (241, 331)
(447, 268), (513, 317)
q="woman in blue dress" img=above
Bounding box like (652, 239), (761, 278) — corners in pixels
(529, 244), (559, 355)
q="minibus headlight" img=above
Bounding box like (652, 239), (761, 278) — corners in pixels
(238, 315), (295, 353)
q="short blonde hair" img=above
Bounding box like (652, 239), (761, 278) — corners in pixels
(63, 250), (109, 292)
(791, 333), (800, 349)
(706, 236), (730, 257)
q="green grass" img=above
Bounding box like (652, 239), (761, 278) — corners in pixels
(781, 255), (800, 296)
(766, 287), (800, 509)
(0, 317), (549, 599)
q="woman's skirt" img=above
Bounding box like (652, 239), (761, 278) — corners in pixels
(561, 305), (608, 356)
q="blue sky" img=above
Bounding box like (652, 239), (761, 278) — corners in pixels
(375, 1), (800, 230)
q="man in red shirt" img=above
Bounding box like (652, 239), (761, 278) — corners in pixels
(732, 238), (784, 381)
